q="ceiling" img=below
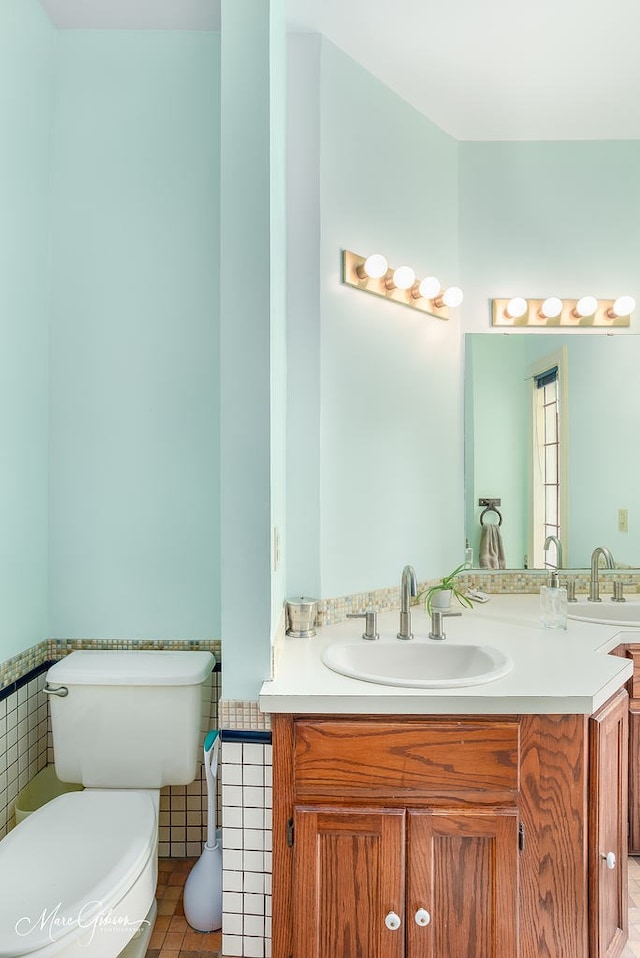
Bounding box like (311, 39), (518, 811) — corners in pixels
(38, 0), (640, 141)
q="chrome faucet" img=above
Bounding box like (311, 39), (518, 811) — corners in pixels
(589, 546), (615, 602)
(398, 565), (417, 640)
(543, 535), (563, 570)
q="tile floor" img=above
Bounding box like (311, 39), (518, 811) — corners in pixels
(148, 859), (221, 958)
(155, 855), (640, 958)
(624, 856), (640, 957)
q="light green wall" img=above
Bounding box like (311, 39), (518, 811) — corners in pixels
(220, 0), (287, 701)
(465, 335), (530, 568)
(48, 32), (220, 639)
(6, 8), (640, 678)
(0, 0), (53, 660)
(287, 37), (464, 598)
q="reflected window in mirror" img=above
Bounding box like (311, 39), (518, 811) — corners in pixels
(530, 351), (568, 568)
(532, 364), (562, 568)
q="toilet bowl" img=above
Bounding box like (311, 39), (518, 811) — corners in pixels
(0, 789), (159, 958)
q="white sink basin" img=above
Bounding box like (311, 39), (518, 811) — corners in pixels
(568, 599), (640, 627)
(321, 640), (513, 689)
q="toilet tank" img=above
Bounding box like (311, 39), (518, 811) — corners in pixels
(46, 650), (215, 788)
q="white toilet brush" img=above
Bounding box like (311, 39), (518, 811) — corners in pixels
(184, 729), (222, 932)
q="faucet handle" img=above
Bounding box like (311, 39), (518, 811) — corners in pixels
(347, 610), (379, 640)
(429, 609), (462, 641)
(612, 579), (635, 602)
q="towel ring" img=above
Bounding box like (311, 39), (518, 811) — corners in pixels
(479, 503), (503, 527)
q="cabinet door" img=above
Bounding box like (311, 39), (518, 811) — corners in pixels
(292, 806), (406, 958)
(590, 689), (629, 958)
(407, 809), (520, 958)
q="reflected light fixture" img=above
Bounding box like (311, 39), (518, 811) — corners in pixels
(342, 250), (464, 321)
(492, 294), (634, 327)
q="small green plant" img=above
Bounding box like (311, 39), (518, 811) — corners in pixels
(419, 563), (475, 614)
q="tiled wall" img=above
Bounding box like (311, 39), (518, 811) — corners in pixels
(315, 568), (640, 626)
(221, 738), (273, 958)
(159, 664), (221, 858)
(0, 666), (49, 840)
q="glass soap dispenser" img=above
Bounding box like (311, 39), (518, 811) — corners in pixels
(464, 538), (473, 569)
(540, 570), (568, 630)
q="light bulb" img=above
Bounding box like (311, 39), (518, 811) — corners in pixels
(575, 295), (598, 317)
(360, 253), (388, 280)
(505, 297), (527, 319)
(416, 276), (441, 300)
(610, 295), (636, 317)
(540, 297), (563, 319)
(391, 265), (416, 290)
(441, 286), (464, 308)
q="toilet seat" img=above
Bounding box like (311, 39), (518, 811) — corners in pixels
(0, 789), (157, 957)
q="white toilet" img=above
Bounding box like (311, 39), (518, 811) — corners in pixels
(0, 649), (214, 958)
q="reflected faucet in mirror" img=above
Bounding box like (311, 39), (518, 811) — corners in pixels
(543, 535), (563, 570)
(588, 546), (615, 602)
(398, 565), (417, 640)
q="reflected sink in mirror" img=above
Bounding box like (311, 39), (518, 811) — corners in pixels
(568, 600), (640, 627)
(321, 641), (513, 689)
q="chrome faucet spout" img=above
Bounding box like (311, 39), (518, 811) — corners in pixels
(398, 565), (417, 640)
(589, 546), (615, 602)
(543, 535), (563, 570)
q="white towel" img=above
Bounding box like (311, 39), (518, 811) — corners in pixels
(479, 523), (506, 569)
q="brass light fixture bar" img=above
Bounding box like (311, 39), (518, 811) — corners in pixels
(342, 250), (464, 321)
(492, 296), (633, 328)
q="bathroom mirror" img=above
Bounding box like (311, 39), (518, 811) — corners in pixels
(464, 332), (640, 570)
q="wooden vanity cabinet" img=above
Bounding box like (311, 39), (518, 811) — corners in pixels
(272, 704), (626, 958)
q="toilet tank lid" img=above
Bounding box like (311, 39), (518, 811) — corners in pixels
(47, 650), (215, 686)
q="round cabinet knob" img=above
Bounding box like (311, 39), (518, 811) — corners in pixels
(415, 908), (431, 927)
(602, 851), (617, 870)
(385, 911), (401, 931)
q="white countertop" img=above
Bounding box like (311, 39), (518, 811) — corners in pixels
(259, 594), (635, 715)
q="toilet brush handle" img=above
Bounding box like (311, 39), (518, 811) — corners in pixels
(203, 732), (220, 847)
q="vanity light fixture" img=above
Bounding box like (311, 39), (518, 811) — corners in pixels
(387, 265), (416, 291)
(504, 297), (528, 320)
(492, 295), (633, 327)
(436, 286), (465, 309)
(342, 250), (464, 320)
(357, 253), (388, 280)
(608, 295), (636, 318)
(412, 275), (441, 300)
(539, 297), (563, 320)
(572, 295), (598, 319)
